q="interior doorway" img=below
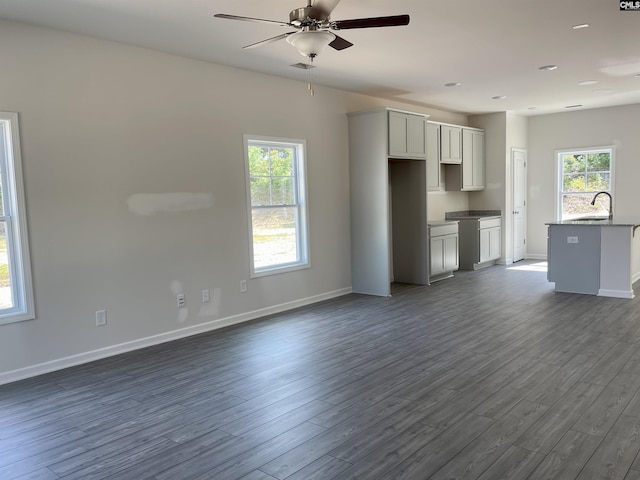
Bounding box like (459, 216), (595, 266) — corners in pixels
(512, 148), (527, 262)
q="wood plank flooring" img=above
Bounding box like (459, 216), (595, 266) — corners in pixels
(3, 261), (640, 479)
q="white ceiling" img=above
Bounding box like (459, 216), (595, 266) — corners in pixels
(2, 0), (640, 116)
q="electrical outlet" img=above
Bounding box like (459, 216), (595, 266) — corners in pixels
(177, 294), (185, 308)
(96, 310), (107, 326)
(240, 280), (247, 293)
(202, 289), (210, 303)
(567, 236), (579, 244)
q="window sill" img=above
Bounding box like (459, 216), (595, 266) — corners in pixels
(251, 262), (310, 279)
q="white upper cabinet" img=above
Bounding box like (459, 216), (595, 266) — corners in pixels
(445, 127), (485, 192)
(462, 129), (485, 191)
(388, 110), (427, 159)
(440, 125), (462, 164)
(426, 122), (441, 191)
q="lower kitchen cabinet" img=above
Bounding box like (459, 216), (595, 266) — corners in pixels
(456, 216), (502, 270)
(480, 222), (501, 263)
(428, 222), (459, 282)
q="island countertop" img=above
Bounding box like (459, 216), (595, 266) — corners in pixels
(546, 217), (640, 227)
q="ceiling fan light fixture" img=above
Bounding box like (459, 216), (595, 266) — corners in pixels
(287, 31), (336, 58)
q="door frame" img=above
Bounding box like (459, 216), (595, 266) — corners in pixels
(511, 148), (527, 262)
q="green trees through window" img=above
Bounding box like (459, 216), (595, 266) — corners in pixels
(244, 136), (309, 276)
(558, 148), (613, 220)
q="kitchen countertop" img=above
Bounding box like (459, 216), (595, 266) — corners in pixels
(427, 220), (459, 226)
(446, 215), (502, 220)
(546, 217), (640, 227)
(445, 210), (501, 220)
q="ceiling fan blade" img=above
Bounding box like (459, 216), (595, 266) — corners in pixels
(329, 34), (353, 51)
(309, 0), (341, 20)
(214, 13), (291, 28)
(332, 14), (410, 30)
(242, 32), (296, 50)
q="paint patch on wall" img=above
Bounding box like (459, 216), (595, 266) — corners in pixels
(170, 280), (183, 296)
(198, 287), (222, 318)
(128, 193), (214, 216)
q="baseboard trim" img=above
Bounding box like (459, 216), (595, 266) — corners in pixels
(633, 273), (640, 285)
(0, 287), (352, 386)
(598, 288), (635, 299)
(526, 254), (548, 260)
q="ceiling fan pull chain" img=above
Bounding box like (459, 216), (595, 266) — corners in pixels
(308, 60), (315, 96)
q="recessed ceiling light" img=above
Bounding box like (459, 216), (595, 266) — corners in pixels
(565, 104), (583, 109)
(539, 65), (558, 71)
(572, 23), (590, 29)
(592, 89), (613, 94)
(635, 74), (640, 78)
(492, 95), (507, 100)
(528, 107), (537, 110)
(445, 82), (461, 87)
(578, 80), (598, 86)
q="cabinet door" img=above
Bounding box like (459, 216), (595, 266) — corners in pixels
(462, 129), (485, 191)
(426, 123), (440, 191)
(443, 234), (459, 271)
(479, 228), (491, 263)
(388, 110), (408, 157)
(407, 115), (426, 157)
(489, 226), (501, 260)
(430, 236), (445, 276)
(479, 226), (501, 263)
(472, 131), (485, 188)
(389, 111), (426, 159)
(440, 126), (462, 164)
(462, 129), (474, 189)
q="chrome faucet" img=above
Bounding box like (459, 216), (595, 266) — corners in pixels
(591, 191), (613, 220)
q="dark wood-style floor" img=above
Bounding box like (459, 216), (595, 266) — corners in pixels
(3, 261), (640, 479)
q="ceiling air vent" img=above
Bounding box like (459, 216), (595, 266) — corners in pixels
(290, 63), (316, 70)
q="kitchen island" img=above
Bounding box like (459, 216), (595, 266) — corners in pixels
(546, 218), (640, 298)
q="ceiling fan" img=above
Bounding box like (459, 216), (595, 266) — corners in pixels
(214, 0), (410, 61)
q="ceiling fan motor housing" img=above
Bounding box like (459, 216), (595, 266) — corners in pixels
(289, 7), (327, 28)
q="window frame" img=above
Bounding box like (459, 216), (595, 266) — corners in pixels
(0, 111), (35, 325)
(555, 146), (615, 221)
(243, 134), (310, 278)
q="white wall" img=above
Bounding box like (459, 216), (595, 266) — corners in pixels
(0, 20), (466, 381)
(427, 190), (469, 220)
(528, 104), (640, 274)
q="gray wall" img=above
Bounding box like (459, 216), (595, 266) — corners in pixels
(0, 20), (466, 380)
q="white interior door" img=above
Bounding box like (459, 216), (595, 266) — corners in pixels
(512, 149), (527, 262)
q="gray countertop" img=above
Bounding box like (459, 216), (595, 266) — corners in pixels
(546, 216), (640, 227)
(427, 220), (459, 226)
(445, 210), (501, 221)
(447, 215), (501, 220)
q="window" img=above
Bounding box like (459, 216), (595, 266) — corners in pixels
(244, 135), (309, 277)
(557, 147), (614, 221)
(0, 112), (34, 324)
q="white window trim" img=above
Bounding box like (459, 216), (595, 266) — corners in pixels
(555, 146), (615, 221)
(243, 134), (310, 278)
(0, 112), (35, 324)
